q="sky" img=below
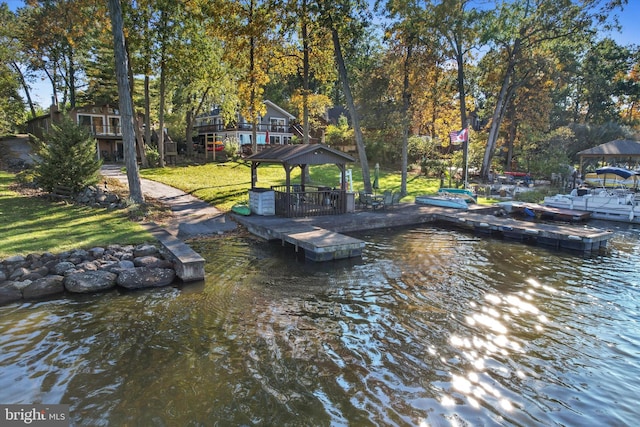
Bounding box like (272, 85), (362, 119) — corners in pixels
(3, 0), (639, 109)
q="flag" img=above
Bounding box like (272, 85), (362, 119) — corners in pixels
(449, 128), (469, 144)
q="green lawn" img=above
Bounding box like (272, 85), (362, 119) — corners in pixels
(0, 171), (153, 258)
(140, 161), (445, 211)
(0, 160), (490, 258)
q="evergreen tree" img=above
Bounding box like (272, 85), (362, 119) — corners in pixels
(33, 118), (102, 193)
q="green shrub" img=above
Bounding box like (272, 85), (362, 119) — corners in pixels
(32, 118), (102, 193)
(224, 137), (240, 160)
(145, 145), (160, 167)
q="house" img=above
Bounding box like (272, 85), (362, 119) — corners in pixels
(194, 100), (297, 151)
(26, 104), (140, 162)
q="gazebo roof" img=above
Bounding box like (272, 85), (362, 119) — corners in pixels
(577, 139), (640, 157)
(246, 143), (355, 165)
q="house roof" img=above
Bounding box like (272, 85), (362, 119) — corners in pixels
(197, 100), (295, 120)
(577, 139), (640, 157)
(264, 100), (295, 120)
(246, 143), (355, 165)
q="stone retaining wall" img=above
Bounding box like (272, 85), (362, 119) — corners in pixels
(0, 243), (178, 306)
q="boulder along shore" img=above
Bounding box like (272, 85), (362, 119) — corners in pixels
(0, 243), (178, 306)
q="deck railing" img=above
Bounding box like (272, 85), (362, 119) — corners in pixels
(271, 185), (346, 218)
(195, 123), (288, 133)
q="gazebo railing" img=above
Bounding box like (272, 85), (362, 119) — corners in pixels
(271, 185), (346, 217)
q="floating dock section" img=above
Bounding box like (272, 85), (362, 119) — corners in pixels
(435, 211), (613, 252)
(239, 221), (365, 261)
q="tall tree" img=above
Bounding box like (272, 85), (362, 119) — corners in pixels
(429, 0), (485, 185)
(108, 0), (143, 204)
(317, 0), (373, 192)
(21, 0), (97, 109)
(478, 0), (623, 180)
(581, 38), (634, 124)
(0, 4), (34, 125)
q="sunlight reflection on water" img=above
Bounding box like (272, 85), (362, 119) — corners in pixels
(0, 225), (639, 425)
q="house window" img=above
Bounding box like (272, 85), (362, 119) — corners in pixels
(108, 116), (120, 135)
(270, 117), (286, 133)
(78, 114), (105, 134)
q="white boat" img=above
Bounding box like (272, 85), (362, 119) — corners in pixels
(544, 188), (640, 224)
(415, 195), (469, 209)
(544, 166), (640, 224)
(438, 187), (477, 203)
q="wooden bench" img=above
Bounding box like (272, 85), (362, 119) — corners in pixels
(50, 185), (74, 199)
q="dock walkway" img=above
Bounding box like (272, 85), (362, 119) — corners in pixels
(233, 203), (614, 260)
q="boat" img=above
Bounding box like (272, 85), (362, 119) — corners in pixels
(415, 195), (469, 209)
(543, 167), (640, 223)
(438, 187), (477, 203)
(584, 167), (639, 189)
(231, 203), (251, 216)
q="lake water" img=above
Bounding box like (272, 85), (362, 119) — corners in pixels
(1, 221), (639, 426)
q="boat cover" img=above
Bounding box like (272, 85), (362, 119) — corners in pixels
(595, 167), (638, 179)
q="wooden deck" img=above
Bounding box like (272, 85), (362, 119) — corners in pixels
(232, 202), (614, 261)
(503, 201), (592, 222)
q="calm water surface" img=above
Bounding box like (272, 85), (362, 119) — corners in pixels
(1, 223), (639, 426)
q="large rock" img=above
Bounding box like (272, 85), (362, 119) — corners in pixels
(133, 256), (173, 268)
(23, 275), (65, 299)
(117, 267), (176, 289)
(9, 267), (30, 281)
(0, 283), (22, 305)
(133, 244), (159, 257)
(89, 247), (106, 258)
(64, 271), (117, 293)
(3, 255), (26, 265)
(53, 261), (76, 275)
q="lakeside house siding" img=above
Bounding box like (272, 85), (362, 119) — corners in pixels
(194, 100), (298, 149)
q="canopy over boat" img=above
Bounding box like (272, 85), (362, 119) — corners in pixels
(595, 167), (638, 179)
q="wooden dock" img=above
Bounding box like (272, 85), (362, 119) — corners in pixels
(434, 211), (612, 252)
(235, 218), (365, 261)
(232, 202), (614, 261)
(500, 201), (591, 222)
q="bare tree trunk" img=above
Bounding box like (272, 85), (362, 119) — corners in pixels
(330, 26), (371, 193)
(454, 36), (469, 187)
(301, 1), (311, 183)
(108, 0), (143, 203)
(125, 37), (147, 167)
(158, 60), (166, 167)
(400, 43), (412, 196)
(506, 102), (516, 171)
(11, 61), (36, 118)
(481, 49), (518, 180)
(144, 75), (151, 164)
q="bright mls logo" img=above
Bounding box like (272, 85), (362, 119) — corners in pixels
(1, 404), (69, 426)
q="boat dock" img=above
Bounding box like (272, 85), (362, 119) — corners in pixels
(435, 210), (612, 252)
(232, 203), (614, 261)
(499, 201), (592, 222)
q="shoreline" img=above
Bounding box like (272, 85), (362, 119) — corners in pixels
(0, 243), (180, 306)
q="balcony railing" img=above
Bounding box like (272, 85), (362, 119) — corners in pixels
(194, 123), (288, 134)
(79, 125), (122, 136)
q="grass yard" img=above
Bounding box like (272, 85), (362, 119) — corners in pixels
(0, 171), (153, 258)
(140, 160), (445, 211)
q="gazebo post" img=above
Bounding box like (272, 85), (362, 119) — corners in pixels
(251, 162), (259, 188)
(285, 164), (293, 217)
(300, 164), (307, 190)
